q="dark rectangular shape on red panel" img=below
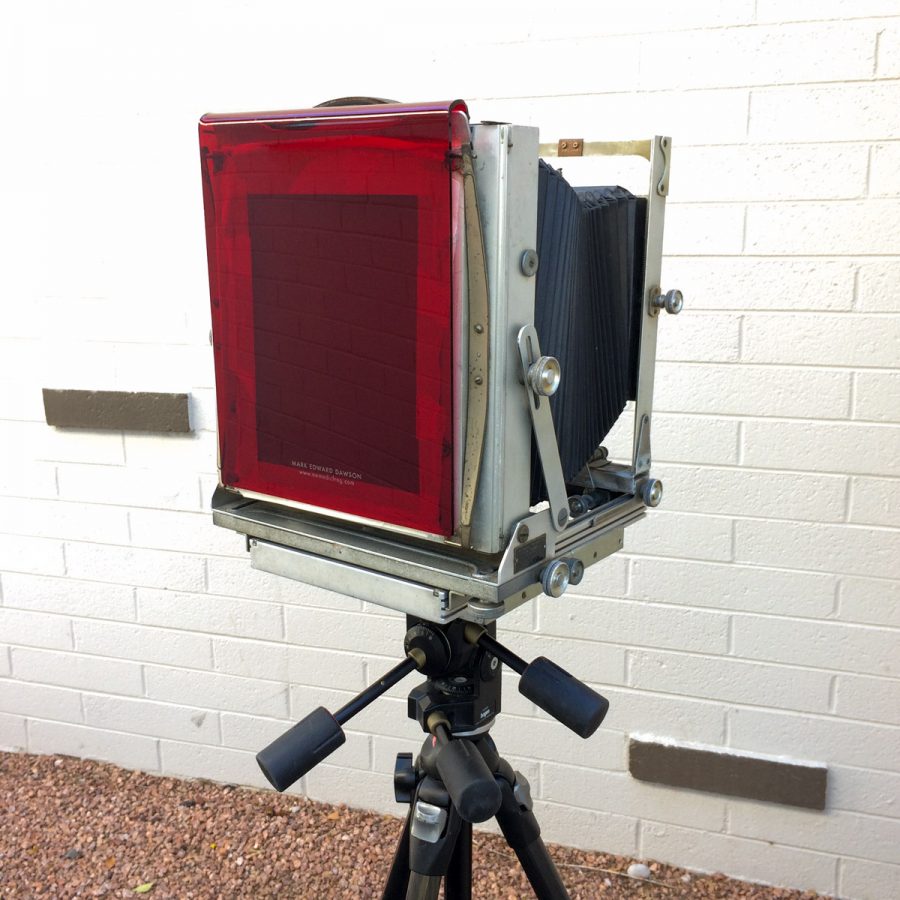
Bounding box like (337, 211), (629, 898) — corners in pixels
(248, 193), (419, 494)
(199, 103), (468, 537)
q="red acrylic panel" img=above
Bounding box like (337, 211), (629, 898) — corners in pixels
(199, 102), (469, 537)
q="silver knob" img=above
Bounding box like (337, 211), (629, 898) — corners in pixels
(541, 559), (570, 598)
(642, 479), (663, 508)
(567, 558), (585, 586)
(520, 249), (539, 277)
(528, 356), (561, 397)
(651, 289), (684, 316)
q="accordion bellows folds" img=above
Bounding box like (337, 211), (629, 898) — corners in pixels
(532, 162), (647, 503)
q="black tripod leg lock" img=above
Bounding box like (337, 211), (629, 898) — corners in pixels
(257, 706), (345, 791)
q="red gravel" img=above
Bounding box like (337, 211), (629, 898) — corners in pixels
(0, 751), (824, 898)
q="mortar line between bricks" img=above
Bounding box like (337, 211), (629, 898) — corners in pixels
(656, 353), (900, 368)
(13, 500), (899, 549)
(866, 142), (875, 198)
(843, 475), (854, 523)
(637, 811), (892, 863)
(13, 618), (900, 677)
(848, 370), (860, 418)
(616, 598), (900, 636)
(875, 27), (883, 77)
(670, 196), (900, 205)
(616, 691), (900, 731)
(568, 638), (900, 688)
(664, 248), (900, 258)
(472, 75), (900, 102)
(4, 568), (894, 633)
(663, 250), (900, 258)
(828, 675), (839, 713)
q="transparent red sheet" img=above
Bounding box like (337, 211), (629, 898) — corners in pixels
(200, 103), (468, 536)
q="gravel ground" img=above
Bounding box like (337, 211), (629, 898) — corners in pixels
(1, 751), (825, 899)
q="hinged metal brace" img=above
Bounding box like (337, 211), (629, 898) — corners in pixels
(516, 324), (569, 532)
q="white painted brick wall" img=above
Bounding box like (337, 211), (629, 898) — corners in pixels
(2, 5), (898, 898)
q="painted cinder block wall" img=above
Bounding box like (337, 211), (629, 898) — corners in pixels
(2, 2), (899, 897)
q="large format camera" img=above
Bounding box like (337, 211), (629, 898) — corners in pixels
(199, 99), (679, 625)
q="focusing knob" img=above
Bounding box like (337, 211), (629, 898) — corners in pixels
(541, 559), (570, 598)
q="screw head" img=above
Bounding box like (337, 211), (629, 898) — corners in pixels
(520, 249), (539, 277)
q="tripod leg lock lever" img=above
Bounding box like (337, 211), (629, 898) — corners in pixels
(411, 801), (448, 843)
(512, 772), (534, 811)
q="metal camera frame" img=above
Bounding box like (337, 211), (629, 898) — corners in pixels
(211, 128), (677, 625)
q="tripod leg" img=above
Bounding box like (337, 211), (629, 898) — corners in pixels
(381, 809), (412, 900)
(494, 775), (570, 900)
(404, 873), (442, 900)
(443, 820), (472, 900)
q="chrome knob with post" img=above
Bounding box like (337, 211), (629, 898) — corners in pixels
(651, 288), (684, 316)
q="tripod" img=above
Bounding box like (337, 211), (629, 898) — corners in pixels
(256, 618), (609, 899)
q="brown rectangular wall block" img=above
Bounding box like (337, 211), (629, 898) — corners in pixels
(43, 389), (191, 433)
(629, 737), (827, 810)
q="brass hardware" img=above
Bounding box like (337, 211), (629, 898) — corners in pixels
(558, 139), (584, 157)
(540, 139), (652, 161)
(457, 147), (491, 549)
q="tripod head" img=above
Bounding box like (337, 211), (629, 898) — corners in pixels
(256, 618), (609, 823)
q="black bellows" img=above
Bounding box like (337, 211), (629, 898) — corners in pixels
(530, 161), (647, 504)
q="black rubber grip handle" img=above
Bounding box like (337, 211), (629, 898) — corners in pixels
(434, 739), (502, 823)
(518, 657), (609, 738)
(256, 706), (345, 791)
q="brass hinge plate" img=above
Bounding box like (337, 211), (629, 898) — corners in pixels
(557, 139), (584, 157)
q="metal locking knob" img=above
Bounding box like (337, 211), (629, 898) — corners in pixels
(528, 356), (561, 397)
(642, 479), (663, 508)
(651, 289), (684, 316)
(541, 559), (571, 598)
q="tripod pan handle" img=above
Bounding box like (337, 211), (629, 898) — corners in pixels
(256, 706), (346, 791)
(519, 657), (609, 738)
(435, 738), (502, 823)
